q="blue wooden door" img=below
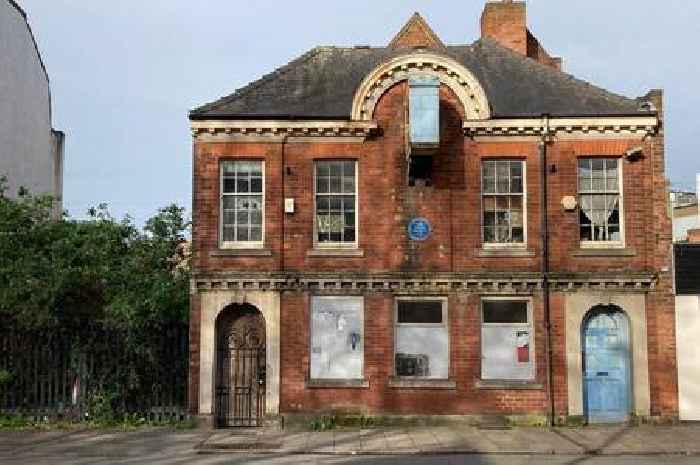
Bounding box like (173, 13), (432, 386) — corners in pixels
(583, 308), (631, 423)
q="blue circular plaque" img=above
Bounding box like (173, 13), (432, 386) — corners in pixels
(408, 217), (431, 241)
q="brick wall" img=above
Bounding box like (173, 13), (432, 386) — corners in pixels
(280, 291), (550, 415)
(190, 82), (678, 418)
(480, 0), (527, 55)
(192, 83), (662, 277)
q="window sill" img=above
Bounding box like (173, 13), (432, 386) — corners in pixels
(571, 248), (636, 257)
(476, 380), (543, 390)
(210, 248), (273, 257)
(476, 248), (535, 258)
(388, 377), (457, 390)
(307, 248), (364, 258)
(306, 379), (369, 389)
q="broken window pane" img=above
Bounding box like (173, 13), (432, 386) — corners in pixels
(482, 160), (525, 245)
(315, 161), (357, 245)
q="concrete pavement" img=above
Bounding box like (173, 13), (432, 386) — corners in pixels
(2, 425), (700, 464)
(199, 424), (700, 456)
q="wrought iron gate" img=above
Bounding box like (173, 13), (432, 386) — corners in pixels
(215, 308), (266, 427)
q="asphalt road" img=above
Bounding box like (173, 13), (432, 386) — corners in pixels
(2, 429), (699, 465)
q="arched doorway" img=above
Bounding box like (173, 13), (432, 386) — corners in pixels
(215, 304), (266, 427)
(582, 305), (632, 423)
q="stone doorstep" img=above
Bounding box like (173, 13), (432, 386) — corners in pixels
(197, 428), (284, 451)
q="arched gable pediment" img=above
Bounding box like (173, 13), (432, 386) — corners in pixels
(351, 52), (491, 122)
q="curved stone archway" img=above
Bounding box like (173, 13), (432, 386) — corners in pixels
(215, 304), (266, 427)
(351, 52), (491, 121)
(199, 291), (280, 421)
(565, 293), (649, 419)
(581, 305), (632, 423)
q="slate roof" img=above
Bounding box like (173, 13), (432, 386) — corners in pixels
(190, 39), (649, 120)
(675, 244), (700, 295)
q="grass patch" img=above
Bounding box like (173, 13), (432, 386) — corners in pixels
(0, 413), (196, 431)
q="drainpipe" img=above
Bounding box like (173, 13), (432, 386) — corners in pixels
(280, 136), (288, 273)
(540, 115), (555, 426)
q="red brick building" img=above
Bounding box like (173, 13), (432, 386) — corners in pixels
(189, 1), (677, 426)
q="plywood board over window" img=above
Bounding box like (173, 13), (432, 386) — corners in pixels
(310, 296), (364, 380)
(481, 298), (534, 381)
(394, 297), (449, 379)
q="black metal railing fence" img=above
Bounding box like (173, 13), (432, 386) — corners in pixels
(0, 321), (189, 422)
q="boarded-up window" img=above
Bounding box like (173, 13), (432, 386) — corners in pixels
(481, 299), (534, 381)
(310, 297), (363, 380)
(409, 76), (440, 146)
(395, 298), (448, 379)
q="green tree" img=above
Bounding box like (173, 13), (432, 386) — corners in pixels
(0, 177), (191, 417)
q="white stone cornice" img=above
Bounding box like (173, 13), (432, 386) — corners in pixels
(190, 120), (378, 139)
(351, 52), (491, 121)
(464, 116), (659, 138)
(191, 272), (657, 294)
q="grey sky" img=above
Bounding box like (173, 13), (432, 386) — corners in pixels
(18, 0), (700, 225)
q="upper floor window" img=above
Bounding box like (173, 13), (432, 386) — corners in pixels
(578, 158), (622, 245)
(482, 160), (525, 245)
(220, 160), (264, 248)
(314, 160), (357, 248)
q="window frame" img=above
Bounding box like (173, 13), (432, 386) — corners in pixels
(219, 159), (265, 250)
(393, 296), (450, 379)
(480, 158), (528, 249)
(577, 157), (625, 249)
(480, 296), (535, 382)
(309, 295), (365, 381)
(312, 159), (359, 250)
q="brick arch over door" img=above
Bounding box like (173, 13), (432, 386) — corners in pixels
(351, 52), (491, 122)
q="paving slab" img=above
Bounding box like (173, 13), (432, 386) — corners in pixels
(333, 430), (363, 453)
(408, 427), (441, 452)
(381, 429), (418, 453)
(358, 429), (387, 452)
(305, 431), (335, 453)
(5, 424), (700, 459)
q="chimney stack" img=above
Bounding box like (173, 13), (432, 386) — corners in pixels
(481, 0), (528, 55)
(480, 0), (562, 71)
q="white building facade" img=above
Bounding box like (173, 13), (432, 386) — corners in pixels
(0, 0), (64, 215)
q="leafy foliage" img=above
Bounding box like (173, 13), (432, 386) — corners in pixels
(0, 177), (191, 420)
(0, 178), (190, 329)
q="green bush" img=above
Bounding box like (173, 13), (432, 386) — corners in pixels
(310, 415), (337, 431)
